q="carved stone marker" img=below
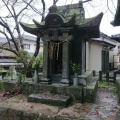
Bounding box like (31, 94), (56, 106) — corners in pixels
(33, 70), (39, 84)
(10, 66), (17, 80)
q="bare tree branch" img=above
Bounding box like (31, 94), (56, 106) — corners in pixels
(17, 0), (33, 17)
(2, 0), (14, 18)
(41, 0), (45, 22)
(107, 0), (114, 16)
(0, 46), (18, 56)
(33, 35), (41, 57)
(0, 30), (13, 50)
(0, 0), (47, 77)
(0, 18), (19, 51)
(23, 0), (43, 16)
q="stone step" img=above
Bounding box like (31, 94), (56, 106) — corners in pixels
(27, 93), (71, 107)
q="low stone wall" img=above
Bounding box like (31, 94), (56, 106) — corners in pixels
(22, 83), (83, 103)
(116, 78), (120, 100)
(83, 78), (98, 102)
(2, 78), (98, 103)
(2, 81), (17, 92)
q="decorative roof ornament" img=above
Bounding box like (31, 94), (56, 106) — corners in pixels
(79, 0), (83, 8)
(49, 4), (57, 13)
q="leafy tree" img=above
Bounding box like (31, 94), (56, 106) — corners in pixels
(0, 0), (59, 77)
(32, 53), (43, 71)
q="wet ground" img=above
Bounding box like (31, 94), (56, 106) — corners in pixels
(0, 85), (120, 120)
(86, 87), (120, 120)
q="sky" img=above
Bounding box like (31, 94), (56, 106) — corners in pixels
(55, 0), (120, 36)
(0, 0), (120, 36)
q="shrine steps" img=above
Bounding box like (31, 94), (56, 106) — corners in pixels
(28, 93), (71, 107)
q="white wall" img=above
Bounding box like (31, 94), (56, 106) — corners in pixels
(23, 39), (43, 54)
(87, 42), (102, 72)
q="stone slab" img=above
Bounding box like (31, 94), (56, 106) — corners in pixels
(28, 93), (71, 107)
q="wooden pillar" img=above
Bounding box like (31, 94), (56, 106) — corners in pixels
(60, 42), (70, 86)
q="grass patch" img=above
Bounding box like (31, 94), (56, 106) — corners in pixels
(98, 80), (115, 88)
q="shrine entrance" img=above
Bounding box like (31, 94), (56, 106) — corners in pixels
(49, 42), (63, 75)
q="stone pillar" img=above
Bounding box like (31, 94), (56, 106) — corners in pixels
(60, 42), (70, 86)
(40, 36), (51, 84)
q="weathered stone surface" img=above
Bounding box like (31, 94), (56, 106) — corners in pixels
(116, 78), (120, 100)
(28, 93), (71, 107)
(23, 112), (38, 120)
(67, 86), (83, 102)
(7, 108), (23, 120)
(0, 108), (56, 120)
(22, 82), (84, 103)
(0, 107), (8, 120)
(56, 116), (83, 120)
(83, 78), (98, 103)
(61, 42), (70, 86)
(78, 71), (93, 86)
(22, 83), (54, 94)
(3, 79), (98, 103)
(50, 86), (83, 102)
(2, 81), (16, 92)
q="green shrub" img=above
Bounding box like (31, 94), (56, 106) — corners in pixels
(0, 82), (4, 91)
(98, 80), (114, 88)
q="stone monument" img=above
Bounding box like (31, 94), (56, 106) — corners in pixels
(10, 66), (17, 80)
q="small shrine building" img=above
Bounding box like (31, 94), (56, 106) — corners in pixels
(20, 1), (103, 86)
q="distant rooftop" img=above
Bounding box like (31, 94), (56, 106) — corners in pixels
(0, 34), (42, 43)
(21, 34), (36, 41)
(0, 37), (9, 43)
(91, 33), (117, 48)
(0, 58), (17, 63)
(111, 33), (120, 42)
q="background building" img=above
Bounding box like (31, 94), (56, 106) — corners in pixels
(0, 35), (43, 68)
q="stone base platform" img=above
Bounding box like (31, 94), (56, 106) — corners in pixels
(2, 76), (98, 104)
(28, 93), (71, 107)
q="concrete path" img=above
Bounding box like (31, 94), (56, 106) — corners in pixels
(86, 87), (120, 120)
